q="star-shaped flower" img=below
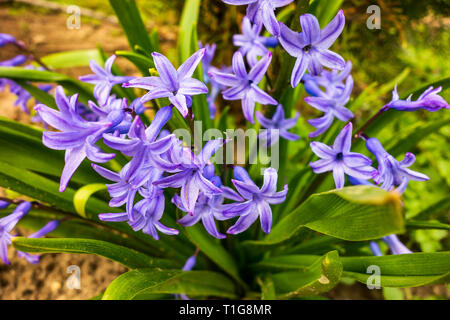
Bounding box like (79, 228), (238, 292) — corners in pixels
(209, 51), (277, 124)
(222, 0), (294, 36)
(366, 137), (429, 193)
(123, 49), (208, 118)
(256, 104), (300, 146)
(386, 86), (450, 112)
(233, 17), (278, 67)
(79, 55), (133, 106)
(309, 122), (376, 189)
(223, 167), (288, 234)
(279, 10), (346, 87)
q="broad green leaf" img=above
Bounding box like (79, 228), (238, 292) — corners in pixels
(13, 80), (57, 108)
(246, 186), (404, 246)
(271, 251), (342, 298)
(102, 269), (237, 300)
(0, 117), (102, 186)
(108, 0), (154, 55)
(257, 275), (277, 300)
(74, 184), (108, 218)
(41, 50), (102, 69)
(254, 252), (450, 288)
(12, 237), (176, 269)
(413, 197), (450, 222)
(178, 0), (201, 62)
(184, 224), (245, 287)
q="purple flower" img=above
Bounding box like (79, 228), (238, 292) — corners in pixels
(17, 220), (60, 264)
(366, 137), (429, 194)
(0, 201), (10, 209)
(382, 234), (412, 255)
(0, 54), (27, 67)
(198, 42), (222, 119)
(79, 55), (133, 106)
(198, 42), (216, 82)
(233, 17), (277, 67)
(256, 104), (299, 146)
(303, 60), (352, 97)
(0, 33), (23, 47)
(175, 253), (198, 300)
(222, 0), (294, 36)
(35, 86), (124, 192)
(209, 51), (277, 124)
(173, 171), (243, 239)
(309, 122), (376, 189)
(305, 74), (354, 138)
(154, 140), (225, 215)
(223, 167), (288, 234)
(387, 86), (450, 112)
(123, 49), (208, 118)
(279, 10), (346, 87)
(0, 202), (31, 264)
(369, 241), (382, 256)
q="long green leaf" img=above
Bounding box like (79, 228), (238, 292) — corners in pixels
(41, 50), (102, 69)
(271, 251), (342, 298)
(73, 184), (108, 218)
(12, 237), (176, 269)
(102, 269), (237, 299)
(246, 186), (404, 246)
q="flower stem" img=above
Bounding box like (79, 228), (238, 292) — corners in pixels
(353, 105), (389, 141)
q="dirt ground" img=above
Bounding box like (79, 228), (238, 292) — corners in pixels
(0, 4), (447, 300)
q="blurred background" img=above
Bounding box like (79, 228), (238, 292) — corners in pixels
(0, 0), (449, 299)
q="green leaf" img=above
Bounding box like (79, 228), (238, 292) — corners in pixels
(383, 287), (404, 300)
(13, 80), (57, 108)
(41, 50), (102, 69)
(271, 251), (342, 298)
(0, 66), (94, 104)
(406, 220), (450, 230)
(308, 0), (344, 26)
(102, 269), (237, 300)
(183, 224), (245, 287)
(246, 186), (404, 246)
(108, 0), (154, 55)
(12, 237), (176, 269)
(413, 197), (450, 222)
(73, 184), (108, 218)
(255, 252), (450, 288)
(178, 0), (201, 62)
(257, 275), (277, 300)
(115, 50), (154, 75)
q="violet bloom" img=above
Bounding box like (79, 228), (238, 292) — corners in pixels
(35, 86), (124, 192)
(0, 201), (10, 209)
(279, 10), (346, 87)
(154, 140), (225, 215)
(198, 42), (216, 83)
(303, 60), (352, 97)
(387, 86), (450, 112)
(233, 17), (278, 67)
(309, 122), (376, 189)
(17, 220), (60, 264)
(175, 253), (198, 300)
(305, 75), (354, 138)
(222, 0), (294, 36)
(0, 202), (31, 264)
(123, 49), (208, 118)
(209, 51), (277, 124)
(174, 172), (243, 239)
(382, 235), (412, 255)
(198, 42), (222, 119)
(256, 104), (299, 146)
(366, 137), (429, 193)
(224, 167), (288, 234)
(0, 33), (21, 47)
(79, 55), (133, 106)
(369, 241), (382, 256)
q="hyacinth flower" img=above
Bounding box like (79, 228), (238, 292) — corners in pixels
(198, 42), (216, 83)
(233, 17), (278, 67)
(369, 235), (412, 256)
(221, 0), (294, 36)
(174, 172), (243, 239)
(305, 75), (354, 138)
(386, 86), (450, 112)
(0, 201), (10, 209)
(154, 140), (225, 215)
(0, 202), (32, 264)
(303, 60), (352, 98)
(223, 167), (288, 234)
(175, 253), (198, 300)
(123, 49), (208, 118)
(79, 55), (134, 106)
(366, 137), (429, 193)
(0, 33), (22, 47)
(88, 95), (132, 134)
(198, 42), (221, 119)
(35, 86), (126, 192)
(256, 104), (300, 146)
(310, 122), (376, 189)
(279, 10), (346, 87)
(103, 106), (176, 179)
(209, 51), (277, 124)
(17, 220), (60, 264)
